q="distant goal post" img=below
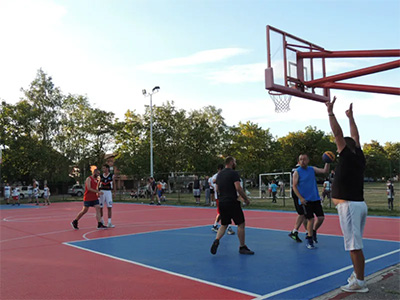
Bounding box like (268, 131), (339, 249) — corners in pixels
(258, 172), (292, 199)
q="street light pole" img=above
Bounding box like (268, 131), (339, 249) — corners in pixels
(142, 86), (160, 178)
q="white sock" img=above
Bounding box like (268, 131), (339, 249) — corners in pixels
(108, 218), (112, 224)
(100, 218), (104, 224)
(213, 221), (218, 226)
(356, 279), (365, 286)
(292, 229), (298, 233)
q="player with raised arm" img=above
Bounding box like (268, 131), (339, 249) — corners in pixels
(326, 97), (369, 293)
(292, 154), (330, 249)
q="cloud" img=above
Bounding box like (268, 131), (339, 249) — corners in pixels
(206, 63), (266, 84)
(136, 48), (250, 74)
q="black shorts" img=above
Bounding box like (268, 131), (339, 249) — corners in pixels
(218, 200), (245, 226)
(84, 200), (99, 207)
(303, 200), (324, 219)
(292, 193), (304, 216)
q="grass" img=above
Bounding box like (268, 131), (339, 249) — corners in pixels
(2, 182), (398, 217)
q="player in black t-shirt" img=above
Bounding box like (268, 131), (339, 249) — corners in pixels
(327, 97), (369, 293)
(210, 156), (254, 255)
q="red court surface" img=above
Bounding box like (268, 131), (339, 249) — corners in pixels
(1, 202), (399, 299)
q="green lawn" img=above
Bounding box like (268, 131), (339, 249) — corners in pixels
(3, 182), (398, 217)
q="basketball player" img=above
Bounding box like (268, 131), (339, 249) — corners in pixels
(210, 156), (253, 255)
(211, 164), (235, 235)
(288, 165), (308, 242)
(99, 164), (116, 228)
(11, 185), (20, 206)
(43, 184), (51, 205)
(4, 182), (11, 204)
(71, 168), (107, 230)
(326, 97), (369, 293)
(292, 154), (330, 249)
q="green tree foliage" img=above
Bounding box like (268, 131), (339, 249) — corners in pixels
(363, 141), (390, 179)
(277, 126), (337, 170)
(223, 121), (277, 178)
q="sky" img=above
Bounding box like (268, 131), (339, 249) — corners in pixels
(0, 0), (399, 145)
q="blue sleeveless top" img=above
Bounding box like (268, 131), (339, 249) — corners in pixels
(296, 166), (320, 203)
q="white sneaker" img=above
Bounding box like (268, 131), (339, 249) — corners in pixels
(211, 225), (218, 232)
(107, 223), (115, 228)
(341, 281), (369, 293)
(227, 227), (235, 235)
(347, 271), (356, 283)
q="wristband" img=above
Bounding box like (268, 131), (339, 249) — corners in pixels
(329, 114), (335, 116)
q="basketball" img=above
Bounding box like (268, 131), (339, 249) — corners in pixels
(322, 151), (335, 163)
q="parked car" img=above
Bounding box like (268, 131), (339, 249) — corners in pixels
(68, 184), (84, 196)
(18, 186), (44, 199)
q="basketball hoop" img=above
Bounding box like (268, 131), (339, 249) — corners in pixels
(268, 90), (292, 113)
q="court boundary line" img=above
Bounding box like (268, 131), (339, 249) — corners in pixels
(247, 226), (400, 243)
(63, 241), (261, 298)
(252, 248), (400, 300)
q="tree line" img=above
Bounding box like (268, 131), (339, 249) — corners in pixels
(1, 69), (399, 188)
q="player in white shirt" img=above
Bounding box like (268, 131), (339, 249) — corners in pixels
(4, 183), (11, 205)
(210, 164), (235, 235)
(33, 182), (40, 205)
(12, 185), (20, 206)
(43, 184), (51, 205)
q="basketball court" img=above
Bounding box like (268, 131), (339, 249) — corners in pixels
(1, 202), (399, 299)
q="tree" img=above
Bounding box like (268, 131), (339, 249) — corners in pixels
(277, 126), (336, 171)
(384, 142), (400, 179)
(363, 141), (388, 179)
(20, 69), (63, 146)
(223, 121), (277, 179)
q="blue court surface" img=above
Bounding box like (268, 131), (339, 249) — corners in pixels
(0, 204), (38, 210)
(66, 226), (400, 299)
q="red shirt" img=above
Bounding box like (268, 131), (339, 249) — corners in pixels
(84, 176), (99, 201)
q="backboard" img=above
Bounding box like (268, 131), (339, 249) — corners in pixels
(265, 25), (330, 102)
(265, 25), (400, 104)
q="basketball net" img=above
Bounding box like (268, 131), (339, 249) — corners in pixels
(268, 90), (292, 113)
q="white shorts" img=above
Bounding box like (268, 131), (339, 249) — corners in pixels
(99, 190), (113, 208)
(336, 201), (368, 251)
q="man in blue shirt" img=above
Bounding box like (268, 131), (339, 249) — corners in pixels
(293, 154), (330, 249)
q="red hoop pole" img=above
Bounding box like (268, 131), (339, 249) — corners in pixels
(298, 49), (400, 58)
(319, 82), (400, 95)
(304, 59), (400, 88)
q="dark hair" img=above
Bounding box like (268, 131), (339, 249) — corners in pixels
(225, 156), (235, 165)
(217, 164), (224, 170)
(103, 164), (110, 170)
(344, 137), (356, 152)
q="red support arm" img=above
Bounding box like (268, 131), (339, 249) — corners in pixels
(319, 82), (400, 95)
(298, 49), (400, 58)
(304, 60), (400, 87)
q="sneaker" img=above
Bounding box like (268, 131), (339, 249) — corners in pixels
(97, 223), (107, 230)
(211, 225), (219, 232)
(149, 202), (154, 205)
(107, 223), (115, 228)
(306, 237), (315, 249)
(288, 231), (302, 242)
(313, 230), (318, 243)
(71, 220), (79, 230)
(347, 271), (356, 283)
(227, 227), (235, 235)
(156, 202), (161, 205)
(341, 281), (369, 293)
(210, 239), (219, 255)
(239, 245), (255, 255)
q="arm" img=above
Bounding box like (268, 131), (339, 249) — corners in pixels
(112, 176), (116, 195)
(85, 177), (100, 194)
(326, 96), (346, 153)
(234, 181), (250, 205)
(292, 171), (306, 205)
(313, 163), (330, 175)
(346, 103), (361, 148)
